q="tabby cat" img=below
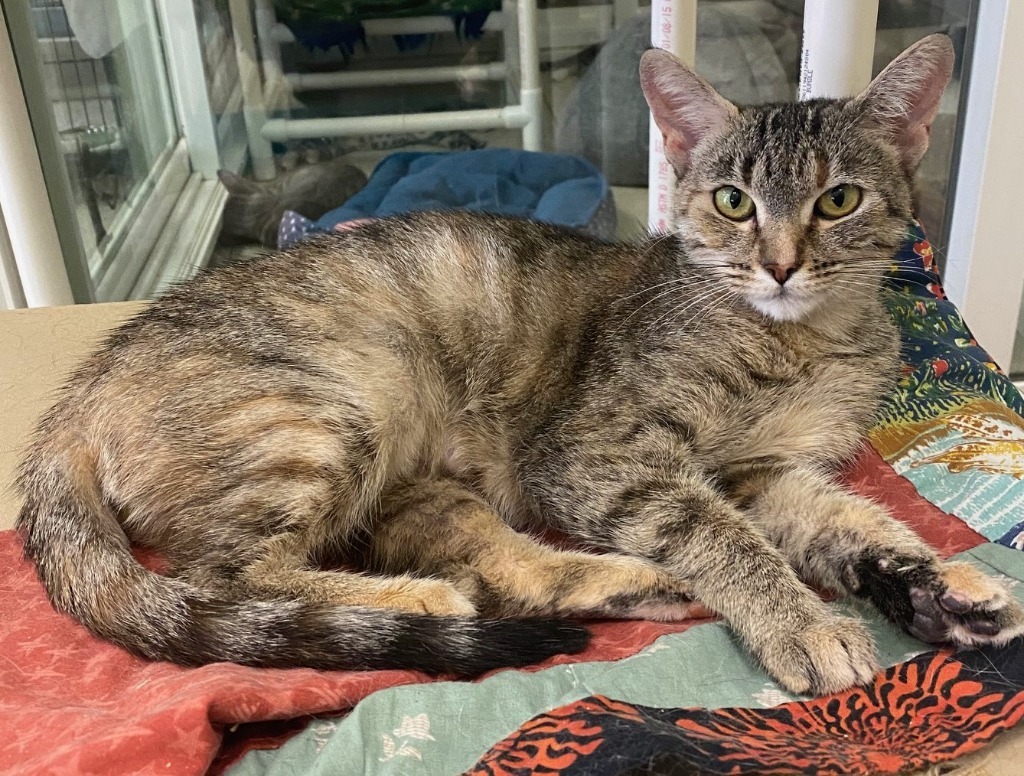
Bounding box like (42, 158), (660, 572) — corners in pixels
(18, 34), (1024, 695)
(218, 159), (367, 248)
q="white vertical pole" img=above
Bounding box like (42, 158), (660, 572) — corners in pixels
(154, 0), (221, 178)
(255, 0), (285, 88)
(255, 0), (293, 113)
(517, 0), (542, 150)
(0, 216), (28, 310)
(228, 0), (276, 180)
(799, 0), (879, 99)
(943, 0), (1024, 370)
(0, 9), (74, 307)
(647, 0), (697, 232)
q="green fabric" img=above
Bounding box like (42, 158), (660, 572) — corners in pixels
(870, 225), (1024, 547)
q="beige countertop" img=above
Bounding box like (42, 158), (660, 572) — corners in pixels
(0, 302), (146, 530)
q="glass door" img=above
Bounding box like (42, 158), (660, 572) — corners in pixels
(4, 0), (187, 302)
(2, 0), (1017, 323)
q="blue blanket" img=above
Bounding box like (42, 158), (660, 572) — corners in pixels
(278, 150), (614, 248)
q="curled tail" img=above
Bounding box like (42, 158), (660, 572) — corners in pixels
(16, 451), (588, 675)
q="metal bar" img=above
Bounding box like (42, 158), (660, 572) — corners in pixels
(647, 0), (697, 232)
(365, 13), (505, 35)
(262, 106), (531, 141)
(287, 62), (508, 91)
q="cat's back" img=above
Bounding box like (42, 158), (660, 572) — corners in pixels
(43, 212), (646, 433)
(86, 212), (621, 352)
(153, 211), (626, 321)
(151, 211), (644, 371)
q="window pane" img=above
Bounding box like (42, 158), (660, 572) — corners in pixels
(211, 1), (974, 270)
(22, 0), (177, 267)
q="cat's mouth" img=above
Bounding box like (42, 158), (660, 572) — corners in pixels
(743, 274), (821, 322)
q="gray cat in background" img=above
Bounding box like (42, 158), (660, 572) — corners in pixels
(18, 35), (1024, 696)
(218, 158), (368, 247)
(556, 6), (800, 187)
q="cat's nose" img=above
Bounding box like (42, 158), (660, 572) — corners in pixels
(766, 264), (797, 286)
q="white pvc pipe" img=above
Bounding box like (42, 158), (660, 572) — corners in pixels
(516, 0), (542, 150)
(647, 0), (697, 232)
(255, 0), (286, 88)
(228, 0), (276, 180)
(262, 106), (531, 141)
(288, 62), (508, 91)
(799, 0), (879, 99)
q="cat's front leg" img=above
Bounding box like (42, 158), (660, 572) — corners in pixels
(734, 465), (1024, 647)
(561, 466), (878, 695)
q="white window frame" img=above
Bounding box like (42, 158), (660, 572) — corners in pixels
(0, 4), (74, 308)
(155, 0), (248, 178)
(0, 214), (29, 311)
(942, 0), (1024, 371)
(1, 0), (233, 307)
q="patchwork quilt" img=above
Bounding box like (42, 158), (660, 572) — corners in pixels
(2, 222), (1024, 776)
(228, 223), (1024, 775)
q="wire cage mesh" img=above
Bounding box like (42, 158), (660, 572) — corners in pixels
(31, 0), (130, 243)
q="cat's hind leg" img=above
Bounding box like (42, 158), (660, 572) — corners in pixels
(732, 465), (1024, 647)
(233, 532), (477, 616)
(369, 478), (710, 621)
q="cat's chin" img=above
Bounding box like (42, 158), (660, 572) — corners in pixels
(745, 291), (821, 323)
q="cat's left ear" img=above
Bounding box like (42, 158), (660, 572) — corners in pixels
(854, 33), (954, 170)
(640, 49), (737, 176)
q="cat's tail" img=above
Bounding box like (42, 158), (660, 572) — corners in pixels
(15, 448), (589, 675)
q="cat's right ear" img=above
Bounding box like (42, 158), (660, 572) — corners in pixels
(853, 34), (954, 170)
(218, 170), (260, 195)
(640, 49), (737, 176)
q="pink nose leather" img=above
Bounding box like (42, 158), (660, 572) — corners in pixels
(768, 264), (796, 285)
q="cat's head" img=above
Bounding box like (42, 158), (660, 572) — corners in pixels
(640, 34), (953, 322)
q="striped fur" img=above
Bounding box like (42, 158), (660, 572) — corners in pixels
(18, 34), (1023, 692)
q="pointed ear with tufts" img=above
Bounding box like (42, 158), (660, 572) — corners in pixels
(218, 170), (262, 196)
(853, 33), (955, 171)
(640, 48), (738, 177)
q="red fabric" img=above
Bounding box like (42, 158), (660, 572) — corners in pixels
(843, 444), (986, 558)
(0, 535), (707, 776)
(0, 445), (983, 775)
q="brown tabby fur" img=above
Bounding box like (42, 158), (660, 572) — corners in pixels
(17, 34), (1024, 693)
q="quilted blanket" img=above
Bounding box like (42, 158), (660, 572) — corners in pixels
(2, 222), (1024, 775)
(227, 223), (1024, 775)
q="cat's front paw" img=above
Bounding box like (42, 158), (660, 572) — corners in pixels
(754, 614), (878, 696)
(852, 553), (1024, 647)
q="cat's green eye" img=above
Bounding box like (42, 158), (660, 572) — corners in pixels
(815, 184), (862, 219)
(713, 186), (755, 221)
